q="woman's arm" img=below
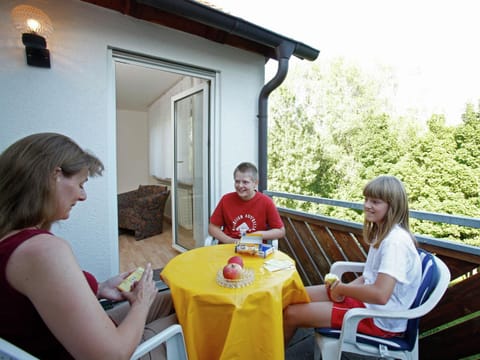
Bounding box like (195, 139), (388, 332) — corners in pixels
(7, 234), (156, 360)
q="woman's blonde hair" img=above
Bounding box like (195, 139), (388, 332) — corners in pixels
(0, 133), (104, 238)
(362, 175), (416, 248)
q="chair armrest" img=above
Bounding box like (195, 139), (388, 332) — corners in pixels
(330, 262), (365, 277)
(118, 190), (138, 209)
(130, 324), (187, 360)
(0, 338), (39, 360)
(340, 307), (414, 346)
(204, 236), (218, 246)
(134, 192), (168, 212)
(340, 263), (449, 347)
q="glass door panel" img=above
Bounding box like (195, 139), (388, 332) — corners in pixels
(172, 84), (209, 251)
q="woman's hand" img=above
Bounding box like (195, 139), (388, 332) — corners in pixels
(97, 271), (130, 301)
(122, 263), (157, 308)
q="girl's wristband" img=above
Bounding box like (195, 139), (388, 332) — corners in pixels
(326, 286), (334, 302)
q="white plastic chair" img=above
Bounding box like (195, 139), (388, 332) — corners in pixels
(0, 324), (188, 360)
(0, 337), (39, 360)
(204, 236), (218, 246)
(314, 248), (450, 360)
(130, 323), (188, 360)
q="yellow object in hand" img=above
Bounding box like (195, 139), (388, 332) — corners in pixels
(324, 273), (339, 286)
(117, 267), (145, 292)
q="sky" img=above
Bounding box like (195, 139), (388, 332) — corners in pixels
(211, 0), (480, 125)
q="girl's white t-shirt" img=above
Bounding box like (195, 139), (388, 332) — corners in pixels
(363, 224), (422, 332)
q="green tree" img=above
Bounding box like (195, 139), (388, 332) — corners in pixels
(268, 84), (339, 212)
(394, 115), (480, 243)
(268, 58), (480, 245)
(455, 102), (480, 169)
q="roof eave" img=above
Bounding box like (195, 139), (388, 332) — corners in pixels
(80, 0), (320, 61)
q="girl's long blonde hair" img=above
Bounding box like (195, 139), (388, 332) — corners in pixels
(362, 175), (416, 248)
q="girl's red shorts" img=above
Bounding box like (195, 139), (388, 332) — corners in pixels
(331, 296), (402, 338)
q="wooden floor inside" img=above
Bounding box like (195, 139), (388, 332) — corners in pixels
(118, 221), (181, 273)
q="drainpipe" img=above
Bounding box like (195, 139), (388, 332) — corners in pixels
(258, 41), (295, 192)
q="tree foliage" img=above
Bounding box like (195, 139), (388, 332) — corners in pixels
(268, 81), (340, 211)
(268, 58), (480, 246)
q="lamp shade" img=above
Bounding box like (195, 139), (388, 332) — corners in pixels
(11, 4), (53, 39)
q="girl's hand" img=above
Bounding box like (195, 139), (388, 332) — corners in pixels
(327, 280), (345, 303)
(97, 271), (130, 301)
(122, 263), (156, 308)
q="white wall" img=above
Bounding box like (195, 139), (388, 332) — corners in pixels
(116, 110), (149, 193)
(0, 0), (265, 280)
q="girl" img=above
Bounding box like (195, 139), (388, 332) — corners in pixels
(283, 175), (422, 345)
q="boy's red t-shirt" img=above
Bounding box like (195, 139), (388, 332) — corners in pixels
(210, 191), (283, 239)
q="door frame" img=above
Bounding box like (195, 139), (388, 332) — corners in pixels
(110, 49), (219, 261)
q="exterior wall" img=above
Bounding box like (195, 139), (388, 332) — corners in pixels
(0, 0), (265, 279)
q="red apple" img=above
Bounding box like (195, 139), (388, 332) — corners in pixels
(223, 263), (243, 280)
(227, 255), (244, 268)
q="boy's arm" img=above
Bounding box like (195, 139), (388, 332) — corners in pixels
(252, 227), (285, 241)
(208, 223), (238, 244)
(260, 196), (286, 240)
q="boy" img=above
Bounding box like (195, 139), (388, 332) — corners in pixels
(208, 162), (285, 244)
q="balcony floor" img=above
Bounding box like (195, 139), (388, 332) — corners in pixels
(286, 328), (375, 359)
(286, 328), (315, 359)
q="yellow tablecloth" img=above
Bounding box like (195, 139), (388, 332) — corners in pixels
(161, 244), (310, 360)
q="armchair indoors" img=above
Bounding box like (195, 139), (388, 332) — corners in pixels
(118, 185), (170, 240)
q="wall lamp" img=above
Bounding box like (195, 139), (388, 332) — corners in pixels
(11, 5), (53, 68)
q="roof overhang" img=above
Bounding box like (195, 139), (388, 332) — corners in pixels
(80, 0), (320, 62)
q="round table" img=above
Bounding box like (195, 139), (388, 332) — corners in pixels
(161, 244), (310, 360)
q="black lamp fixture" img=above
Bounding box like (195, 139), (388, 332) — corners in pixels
(11, 4), (53, 68)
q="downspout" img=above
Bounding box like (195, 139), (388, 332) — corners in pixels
(258, 41), (295, 192)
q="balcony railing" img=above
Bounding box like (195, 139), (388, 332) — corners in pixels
(265, 190), (480, 360)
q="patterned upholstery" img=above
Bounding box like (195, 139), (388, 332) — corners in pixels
(118, 185), (170, 240)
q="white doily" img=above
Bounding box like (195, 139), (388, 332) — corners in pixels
(216, 268), (255, 288)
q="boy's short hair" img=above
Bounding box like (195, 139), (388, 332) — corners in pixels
(234, 162), (258, 181)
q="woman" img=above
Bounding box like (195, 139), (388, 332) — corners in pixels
(283, 175), (422, 345)
(0, 133), (175, 359)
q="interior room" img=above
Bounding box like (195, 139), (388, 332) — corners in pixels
(115, 60), (204, 271)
